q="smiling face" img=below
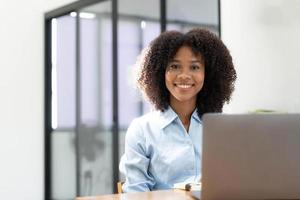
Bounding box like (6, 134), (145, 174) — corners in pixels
(165, 46), (205, 108)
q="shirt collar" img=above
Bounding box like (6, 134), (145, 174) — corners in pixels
(159, 106), (178, 130)
(159, 106), (201, 129)
(191, 109), (201, 123)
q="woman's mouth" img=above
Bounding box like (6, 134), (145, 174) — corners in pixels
(174, 83), (194, 89)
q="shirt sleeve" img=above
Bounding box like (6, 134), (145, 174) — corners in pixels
(119, 118), (155, 192)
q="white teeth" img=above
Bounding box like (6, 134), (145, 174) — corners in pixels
(176, 84), (192, 89)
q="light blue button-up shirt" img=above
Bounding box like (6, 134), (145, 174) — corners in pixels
(119, 106), (202, 192)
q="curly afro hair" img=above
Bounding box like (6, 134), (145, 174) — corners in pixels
(137, 28), (236, 118)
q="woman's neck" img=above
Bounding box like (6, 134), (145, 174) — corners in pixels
(170, 99), (196, 132)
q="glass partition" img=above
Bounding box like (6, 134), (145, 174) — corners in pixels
(78, 1), (113, 196)
(51, 131), (76, 199)
(51, 15), (76, 130)
(50, 14), (76, 200)
(167, 0), (219, 34)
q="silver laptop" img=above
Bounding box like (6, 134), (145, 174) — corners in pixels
(198, 113), (300, 200)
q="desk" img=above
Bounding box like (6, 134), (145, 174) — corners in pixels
(75, 189), (197, 200)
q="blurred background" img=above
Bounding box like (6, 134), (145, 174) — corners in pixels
(0, 0), (299, 199)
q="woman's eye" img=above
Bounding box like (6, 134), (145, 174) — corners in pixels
(191, 65), (200, 70)
(168, 64), (179, 70)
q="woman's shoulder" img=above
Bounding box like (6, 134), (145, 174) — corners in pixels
(126, 110), (163, 140)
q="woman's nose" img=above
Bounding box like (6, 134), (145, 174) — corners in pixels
(177, 68), (191, 79)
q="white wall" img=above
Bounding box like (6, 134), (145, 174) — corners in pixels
(0, 0), (75, 199)
(222, 0), (300, 113)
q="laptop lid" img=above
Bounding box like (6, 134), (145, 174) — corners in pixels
(201, 113), (300, 200)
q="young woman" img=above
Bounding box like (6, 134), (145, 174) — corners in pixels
(119, 28), (236, 192)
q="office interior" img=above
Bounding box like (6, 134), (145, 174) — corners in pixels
(0, 0), (300, 199)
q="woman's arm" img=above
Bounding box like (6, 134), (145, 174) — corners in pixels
(119, 119), (155, 192)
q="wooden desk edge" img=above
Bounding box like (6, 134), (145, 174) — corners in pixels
(75, 189), (195, 200)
